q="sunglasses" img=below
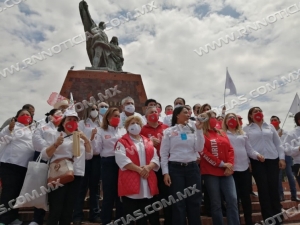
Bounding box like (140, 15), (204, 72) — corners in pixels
(99, 106), (108, 108)
(91, 108), (99, 111)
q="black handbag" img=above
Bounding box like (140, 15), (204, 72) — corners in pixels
(291, 164), (300, 176)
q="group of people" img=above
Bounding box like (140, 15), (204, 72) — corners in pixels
(0, 96), (300, 225)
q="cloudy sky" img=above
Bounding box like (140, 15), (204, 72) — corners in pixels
(0, 0), (299, 130)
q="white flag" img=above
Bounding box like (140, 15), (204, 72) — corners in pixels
(225, 69), (237, 95)
(289, 93), (300, 115)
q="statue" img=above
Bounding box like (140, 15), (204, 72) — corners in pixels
(79, 1), (124, 71)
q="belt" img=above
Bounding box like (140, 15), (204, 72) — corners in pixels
(169, 161), (197, 166)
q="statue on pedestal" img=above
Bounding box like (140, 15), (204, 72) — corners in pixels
(79, 1), (124, 71)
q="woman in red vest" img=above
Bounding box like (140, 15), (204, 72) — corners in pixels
(115, 115), (160, 225)
(200, 110), (239, 225)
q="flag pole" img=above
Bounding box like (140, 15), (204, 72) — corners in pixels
(224, 67), (227, 105)
(282, 93), (299, 129)
(281, 111), (290, 129)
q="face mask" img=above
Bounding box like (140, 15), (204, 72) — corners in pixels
(110, 117), (120, 127)
(90, 110), (98, 118)
(157, 108), (162, 114)
(125, 105), (135, 113)
(147, 113), (159, 123)
(166, 110), (173, 115)
(209, 118), (217, 129)
(17, 115), (32, 125)
(227, 118), (238, 129)
(52, 115), (63, 125)
(128, 123), (141, 135)
(65, 120), (78, 133)
(271, 121), (279, 128)
(99, 107), (108, 115)
(253, 112), (264, 122)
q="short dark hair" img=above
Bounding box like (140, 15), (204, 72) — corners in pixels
(22, 104), (34, 110)
(171, 106), (188, 126)
(156, 102), (162, 109)
(193, 104), (201, 110)
(144, 99), (157, 106)
(174, 97), (185, 105)
(165, 105), (172, 111)
(270, 115), (280, 121)
(15, 109), (30, 118)
(294, 112), (300, 126)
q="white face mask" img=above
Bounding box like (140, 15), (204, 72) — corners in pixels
(128, 123), (141, 135)
(90, 110), (98, 118)
(125, 104), (135, 113)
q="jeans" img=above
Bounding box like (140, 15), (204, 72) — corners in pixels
(73, 155), (101, 222)
(250, 158), (282, 225)
(232, 169), (253, 225)
(101, 156), (122, 225)
(203, 175), (239, 225)
(279, 155), (297, 197)
(168, 162), (202, 225)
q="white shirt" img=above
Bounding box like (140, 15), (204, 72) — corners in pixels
(226, 131), (259, 171)
(99, 114), (103, 123)
(32, 122), (57, 152)
(119, 112), (146, 128)
(92, 126), (126, 157)
(277, 128), (288, 142)
(0, 123), (34, 168)
(115, 136), (160, 199)
(283, 126), (300, 163)
(41, 131), (93, 176)
(163, 115), (172, 127)
(243, 122), (284, 160)
(160, 124), (205, 174)
(79, 118), (101, 155)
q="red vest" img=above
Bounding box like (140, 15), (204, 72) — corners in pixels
(116, 133), (159, 197)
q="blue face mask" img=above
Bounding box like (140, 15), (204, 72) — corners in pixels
(99, 107), (108, 115)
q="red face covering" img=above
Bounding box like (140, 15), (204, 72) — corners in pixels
(239, 119), (243, 126)
(209, 118), (218, 129)
(253, 112), (264, 122)
(166, 110), (173, 115)
(110, 117), (120, 127)
(227, 118), (238, 129)
(157, 108), (162, 114)
(65, 121), (78, 133)
(17, 115), (32, 125)
(147, 113), (159, 123)
(271, 121), (279, 128)
(52, 115), (63, 126)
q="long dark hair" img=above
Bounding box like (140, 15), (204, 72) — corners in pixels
(247, 106), (262, 124)
(45, 109), (60, 123)
(171, 106), (188, 126)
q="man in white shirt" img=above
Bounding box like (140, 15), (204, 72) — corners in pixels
(118, 96), (145, 127)
(270, 115), (300, 202)
(142, 99), (164, 123)
(163, 97), (185, 127)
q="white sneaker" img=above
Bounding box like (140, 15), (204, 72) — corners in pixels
(28, 222), (39, 225)
(9, 219), (22, 225)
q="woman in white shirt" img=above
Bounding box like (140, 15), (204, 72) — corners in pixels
(160, 106), (205, 225)
(243, 107), (285, 225)
(222, 113), (264, 225)
(115, 115), (160, 225)
(73, 104), (102, 224)
(0, 109), (34, 225)
(91, 107), (126, 224)
(41, 110), (92, 225)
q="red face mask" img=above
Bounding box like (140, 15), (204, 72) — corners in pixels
(209, 118), (218, 129)
(65, 121), (78, 133)
(52, 115), (63, 126)
(157, 108), (162, 114)
(166, 110), (173, 115)
(227, 118), (238, 129)
(147, 113), (159, 123)
(253, 112), (264, 122)
(110, 117), (120, 127)
(17, 115), (32, 125)
(271, 121), (279, 128)
(239, 119), (243, 126)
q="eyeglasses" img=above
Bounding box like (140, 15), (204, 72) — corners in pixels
(99, 106), (108, 108)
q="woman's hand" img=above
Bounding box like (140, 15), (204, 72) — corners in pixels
(279, 159), (286, 169)
(150, 137), (160, 147)
(55, 133), (64, 147)
(9, 118), (15, 132)
(140, 165), (151, 179)
(223, 163), (233, 171)
(257, 154), (265, 162)
(224, 168), (233, 176)
(164, 174), (172, 186)
(90, 128), (97, 141)
(195, 121), (204, 130)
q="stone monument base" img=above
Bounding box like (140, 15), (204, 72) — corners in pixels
(59, 70), (148, 116)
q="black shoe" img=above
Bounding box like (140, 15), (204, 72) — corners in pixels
(73, 221), (81, 225)
(291, 196), (300, 202)
(280, 195), (285, 202)
(251, 192), (258, 197)
(89, 217), (101, 223)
